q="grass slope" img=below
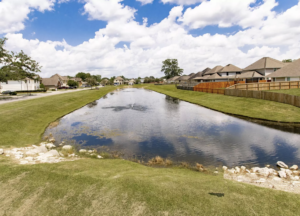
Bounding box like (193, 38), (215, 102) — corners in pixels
(0, 87), (117, 147)
(143, 84), (300, 123)
(269, 88), (300, 96)
(0, 157), (299, 216)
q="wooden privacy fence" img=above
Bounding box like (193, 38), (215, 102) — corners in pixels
(228, 81), (300, 91)
(224, 89), (300, 108)
(194, 81), (245, 91)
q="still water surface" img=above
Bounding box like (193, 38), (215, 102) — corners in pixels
(44, 88), (300, 167)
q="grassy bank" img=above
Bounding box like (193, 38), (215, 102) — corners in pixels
(0, 87), (117, 147)
(142, 84), (300, 123)
(1, 85), (300, 215)
(269, 88), (300, 96)
(1, 157), (300, 215)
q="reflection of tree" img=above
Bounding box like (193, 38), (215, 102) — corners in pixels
(165, 95), (180, 104)
(110, 92), (114, 95)
(87, 101), (98, 108)
(102, 94), (108, 99)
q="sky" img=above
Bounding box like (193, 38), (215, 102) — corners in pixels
(1, 0), (300, 78)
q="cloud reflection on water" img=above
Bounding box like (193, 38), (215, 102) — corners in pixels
(44, 88), (300, 166)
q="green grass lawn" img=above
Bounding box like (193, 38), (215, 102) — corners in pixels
(0, 87), (117, 148)
(1, 84), (300, 215)
(141, 84), (300, 123)
(1, 157), (299, 216)
(269, 88), (300, 96)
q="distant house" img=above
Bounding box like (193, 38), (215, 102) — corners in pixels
(41, 76), (63, 90)
(176, 75), (192, 83)
(266, 59), (300, 82)
(0, 77), (41, 93)
(128, 79), (135, 85)
(236, 71), (264, 83)
(243, 57), (286, 81)
(114, 76), (124, 85)
(166, 76), (180, 83)
(218, 64), (242, 80)
(189, 68), (211, 82)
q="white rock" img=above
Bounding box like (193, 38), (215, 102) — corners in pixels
(45, 143), (56, 149)
(277, 161), (288, 169)
(79, 149), (87, 153)
(273, 177), (282, 181)
(97, 155), (103, 159)
(62, 145), (73, 150)
(285, 169), (293, 177)
(49, 138), (55, 143)
(256, 178), (266, 183)
(293, 171), (300, 176)
(222, 166), (228, 171)
(25, 157), (34, 161)
(44, 150), (60, 157)
(235, 167), (241, 173)
(228, 169), (236, 174)
(88, 150), (94, 153)
(258, 167), (271, 177)
(266, 165), (270, 168)
(278, 171), (287, 178)
(240, 166), (246, 172)
(59, 143), (64, 146)
(246, 169), (250, 173)
(290, 165), (298, 170)
(214, 171), (218, 174)
(251, 167), (261, 173)
(6, 155), (10, 157)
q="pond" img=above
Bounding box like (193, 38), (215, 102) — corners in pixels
(44, 88), (300, 167)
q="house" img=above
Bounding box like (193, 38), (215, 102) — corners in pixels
(236, 71), (264, 83)
(189, 68), (211, 82)
(114, 76), (124, 85)
(51, 74), (68, 87)
(41, 76), (63, 90)
(0, 77), (41, 93)
(266, 58), (300, 82)
(70, 77), (83, 87)
(166, 76), (180, 83)
(128, 79), (135, 85)
(176, 75), (192, 83)
(243, 57), (286, 80)
(218, 64), (242, 81)
(204, 66), (224, 76)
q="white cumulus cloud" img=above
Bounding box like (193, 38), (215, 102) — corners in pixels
(0, 0), (55, 34)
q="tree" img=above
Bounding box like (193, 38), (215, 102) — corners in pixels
(282, 59), (293, 63)
(161, 59), (183, 79)
(109, 76), (116, 85)
(1, 38), (42, 83)
(67, 80), (79, 87)
(75, 72), (91, 81)
(92, 75), (101, 82)
(40, 83), (45, 89)
(86, 77), (97, 89)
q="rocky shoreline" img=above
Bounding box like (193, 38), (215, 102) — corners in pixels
(223, 162), (300, 194)
(0, 141), (103, 164)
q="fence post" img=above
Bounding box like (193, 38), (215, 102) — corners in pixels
(289, 82), (291, 89)
(280, 82), (281, 90)
(269, 83), (270, 90)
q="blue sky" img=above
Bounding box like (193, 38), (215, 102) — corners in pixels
(1, 0), (300, 78)
(16, 0), (298, 46)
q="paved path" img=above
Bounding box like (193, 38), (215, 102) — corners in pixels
(0, 88), (91, 105)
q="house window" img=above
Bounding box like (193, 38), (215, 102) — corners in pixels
(287, 77), (290, 81)
(226, 72), (229, 76)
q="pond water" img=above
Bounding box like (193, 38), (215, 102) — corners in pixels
(44, 88), (300, 167)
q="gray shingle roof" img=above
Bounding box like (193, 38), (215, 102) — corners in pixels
(266, 59), (300, 78)
(219, 64), (242, 73)
(205, 66), (223, 75)
(243, 57), (285, 71)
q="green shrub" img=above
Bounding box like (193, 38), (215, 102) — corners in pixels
(9, 92), (17, 95)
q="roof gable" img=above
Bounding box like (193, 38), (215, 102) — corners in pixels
(244, 57), (285, 71)
(206, 66), (223, 75)
(266, 59), (300, 78)
(220, 64), (242, 73)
